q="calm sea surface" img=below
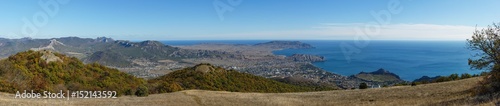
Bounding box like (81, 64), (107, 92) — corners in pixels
(162, 40), (484, 81)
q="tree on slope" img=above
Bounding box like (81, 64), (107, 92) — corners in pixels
(467, 22), (500, 95)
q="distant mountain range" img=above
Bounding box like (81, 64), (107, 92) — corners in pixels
(0, 37), (231, 67)
(0, 37), (319, 68)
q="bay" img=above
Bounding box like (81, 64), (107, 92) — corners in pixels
(162, 40), (485, 81)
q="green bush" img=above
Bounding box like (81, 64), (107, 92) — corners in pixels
(461, 73), (472, 79)
(135, 85), (149, 97)
(434, 76), (451, 83)
(449, 73), (459, 80)
(125, 89), (134, 95)
(359, 83), (368, 89)
(411, 82), (418, 86)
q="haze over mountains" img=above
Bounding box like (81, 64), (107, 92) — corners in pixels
(0, 37), (404, 89)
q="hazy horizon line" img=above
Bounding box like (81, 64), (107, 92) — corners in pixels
(0, 36), (470, 42)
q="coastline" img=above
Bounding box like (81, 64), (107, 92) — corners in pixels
(270, 40), (479, 81)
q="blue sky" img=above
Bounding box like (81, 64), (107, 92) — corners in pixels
(0, 0), (499, 40)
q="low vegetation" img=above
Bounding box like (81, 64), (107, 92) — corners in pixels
(411, 73), (484, 85)
(0, 50), (335, 98)
(0, 50), (147, 96)
(359, 83), (368, 89)
(271, 76), (337, 91)
(148, 63), (334, 94)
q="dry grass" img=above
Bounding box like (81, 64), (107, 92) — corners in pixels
(0, 77), (497, 106)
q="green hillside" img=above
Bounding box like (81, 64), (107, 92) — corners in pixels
(0, 50), (147, 96)
(148, 63), (334, 94)
(0, 50), (335, 97)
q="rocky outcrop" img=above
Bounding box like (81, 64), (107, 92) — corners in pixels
(95, 37), (114, 43)
(115, 40), (136, 47)
(254, 41), (315, 49)
(286, 54), (325, 62)
(40, 50), (63, 63)
(354, 68), (404, 83)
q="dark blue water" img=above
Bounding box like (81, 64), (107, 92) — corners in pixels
(162, 40), (484, 81)
(273, 40), (484, 81)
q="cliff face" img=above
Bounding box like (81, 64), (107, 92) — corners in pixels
(287, 54), (325, 62)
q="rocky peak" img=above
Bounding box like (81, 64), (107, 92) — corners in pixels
(372, 68), (390, 74)
(96, 37), (114, 43)
(195, 64), (216, 73)
(354, 68), (403, 83)
(40, 50), (63, 63)
(115, 40), (135, 47)
(374, 68), (401, 80)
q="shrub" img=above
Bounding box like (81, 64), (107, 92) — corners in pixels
(359, 83), (368, 89)
(135, 85), (149, 97)
(125, 89), (134, 95)
(461, 73), (472, 79)
(411, 82), (418, 86)
(449, 73), (459, 80)
(434, 77), (451, 83)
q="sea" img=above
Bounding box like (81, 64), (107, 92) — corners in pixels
(162, 40), (485, 81)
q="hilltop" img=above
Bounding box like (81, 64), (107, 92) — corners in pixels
(148, 63), (335, 94)
(0, 50), (147, 96)
(354, 68), (404, 83)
